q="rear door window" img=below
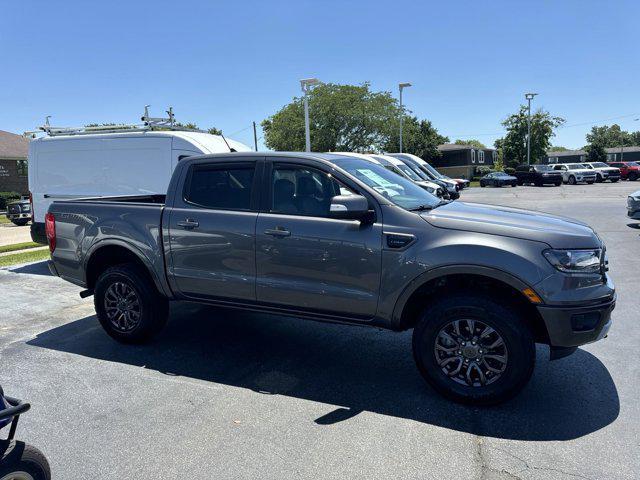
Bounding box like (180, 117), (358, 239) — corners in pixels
(184, 164), (256, 210)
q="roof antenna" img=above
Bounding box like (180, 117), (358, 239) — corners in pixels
(219, 132), (237, 153)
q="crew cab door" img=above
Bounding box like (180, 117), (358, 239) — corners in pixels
(166, 159), (261, 302)
(255, 159), (382, 318)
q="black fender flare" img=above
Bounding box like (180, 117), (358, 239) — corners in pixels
(84, 239), (173, 298)
(391, 264), (539, 329)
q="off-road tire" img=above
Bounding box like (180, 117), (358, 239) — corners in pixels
(94, 263), (169, 344)
(412, 294), (536, 406)
(568, 175), (577, 185)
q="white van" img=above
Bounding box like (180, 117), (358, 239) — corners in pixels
(28, 130), (251, 243)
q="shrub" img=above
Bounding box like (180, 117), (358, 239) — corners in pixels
(504, 167), (516, 175)
(475, 166), (493, 176)
(0, 192), (21, 210)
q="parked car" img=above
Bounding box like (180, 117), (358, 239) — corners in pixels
(479, 172), (518, 188)
(628, 189), (640, 220)
(552, 163), (597, 185)
(333, 152), (446, 199)
(514, 165), (563, 186)
(608, 161), (640, 181)
(581, 162), (621, 183)
(47, 152), (615, 406)
(27, 118), (251, 244)
(5, 197), (31, 226)
(386, 153), (460, 199)
(415, 157), (470, 190)
(369, 154), (447, 198)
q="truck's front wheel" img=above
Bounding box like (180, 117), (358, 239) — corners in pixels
(412, 294), (535, 405)
(94, 264), (168, 344)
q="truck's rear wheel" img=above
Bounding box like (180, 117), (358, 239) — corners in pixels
(94, 264), (168, 344)
(412, 294), (535, 405)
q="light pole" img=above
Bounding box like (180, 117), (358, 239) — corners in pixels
(399, 82), (412, 153)
(620, 118), (639, 162)
(525, 92), (538, 165)
(300, 78), (320, 152)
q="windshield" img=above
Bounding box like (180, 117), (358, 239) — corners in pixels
(628, 162), (640, 167)
(568, 164), (584, 169)
(395, 163), (423, 181)
(534, 165), (553, 171)
(592, 162), (608, 168)
(582, 164), (593, 169)
(417, 160), (444, 178)
(331, 157), (440, 210)
(495, 172), (510, 177)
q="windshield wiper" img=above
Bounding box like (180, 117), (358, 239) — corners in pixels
(410, 204), (435, 212)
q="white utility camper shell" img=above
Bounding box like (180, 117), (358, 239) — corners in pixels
(28, 130), (251, 242)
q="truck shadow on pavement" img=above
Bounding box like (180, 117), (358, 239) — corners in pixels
(27, 302), (619, 441)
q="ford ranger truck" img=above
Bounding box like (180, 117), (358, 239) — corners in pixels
(45, 152), (615, 405)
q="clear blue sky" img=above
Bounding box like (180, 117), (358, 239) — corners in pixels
(2, 0), (638, 150)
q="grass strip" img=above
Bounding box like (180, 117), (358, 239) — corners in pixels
(0, 242), (41, 254)
(0, 249), (50, 268)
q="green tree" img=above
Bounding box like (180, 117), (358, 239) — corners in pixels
(383, 117), (449, 160)
(207, 127), (222, 135)
(262, 82), (402, 152)
(548, 146), (569, 152)
(497, 106), (565, 166)
(454, 139), (486, 149)
(584, 124), (639, 161)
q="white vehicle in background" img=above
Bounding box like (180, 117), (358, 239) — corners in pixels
(25, 108), (251, 243)
(330, 152), (445, 198)
(368, 154), (446, 198)
(581, 162), (621, 183)
(552, 163), (597, 185)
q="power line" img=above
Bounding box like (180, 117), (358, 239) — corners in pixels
(448, 112), (640, 138)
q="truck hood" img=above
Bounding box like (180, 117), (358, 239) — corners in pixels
(421, 201), (601, 249)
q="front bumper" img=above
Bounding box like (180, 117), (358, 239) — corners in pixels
(6, 213), (30, 220)
(628, 209), (640, 219)
(537, 296), (615, 348)
(576, 175), (597, 183)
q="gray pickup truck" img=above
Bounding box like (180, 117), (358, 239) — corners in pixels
(46, 152), (615, 405)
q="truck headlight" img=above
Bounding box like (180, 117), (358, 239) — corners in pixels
(543, 249), (602, 273)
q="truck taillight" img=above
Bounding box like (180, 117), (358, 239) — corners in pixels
(45, 212), (56, 253)
(29, 191), (34, 222)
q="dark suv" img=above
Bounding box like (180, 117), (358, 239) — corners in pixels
(514, 165), (563, 186)
(5, 198), (31, 226)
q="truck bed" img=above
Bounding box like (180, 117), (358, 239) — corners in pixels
(61, 194), (166, 205)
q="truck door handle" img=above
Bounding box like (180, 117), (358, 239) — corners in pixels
(177, 219), (199, 229)
(264, 227), (290, 237)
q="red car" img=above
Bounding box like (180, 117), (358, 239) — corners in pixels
(608, 161), (640, 181)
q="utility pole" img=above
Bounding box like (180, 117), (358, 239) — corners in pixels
(399, 82), (412, 153)
(525, 93), (538, 165)
(252, 121), (258, 152)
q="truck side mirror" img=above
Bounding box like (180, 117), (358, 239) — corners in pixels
(329, 195), (374, 223)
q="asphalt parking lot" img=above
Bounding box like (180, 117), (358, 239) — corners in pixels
(1, 182), (638, 479)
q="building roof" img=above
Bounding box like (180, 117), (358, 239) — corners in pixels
(546, 149), (587, 157)
(604, 146), (640, 153)
(0, 130), (29, 159)
(438, 143), (495, 152)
